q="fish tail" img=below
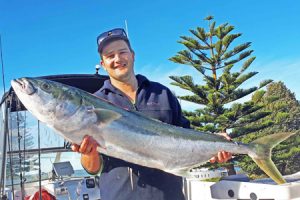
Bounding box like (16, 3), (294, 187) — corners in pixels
(248, 131), (298, 184)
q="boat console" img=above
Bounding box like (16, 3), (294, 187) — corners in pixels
(3, 161), (101, 200)
(43, 161), (101, 200)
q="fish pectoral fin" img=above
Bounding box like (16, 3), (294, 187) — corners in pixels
(91, 108), (122, 124)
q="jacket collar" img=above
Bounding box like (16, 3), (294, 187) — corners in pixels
(100, 74), (150, 94)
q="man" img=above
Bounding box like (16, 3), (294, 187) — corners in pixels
(72, 28), (232, 200)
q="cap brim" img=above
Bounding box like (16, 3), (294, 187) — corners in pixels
(98, 35), (129, 53)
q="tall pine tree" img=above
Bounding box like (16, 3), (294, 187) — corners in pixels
(235, 82), (300, 177)
(169, 16), (273, 173)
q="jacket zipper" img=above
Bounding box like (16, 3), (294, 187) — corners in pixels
(116, 89), (138, 111)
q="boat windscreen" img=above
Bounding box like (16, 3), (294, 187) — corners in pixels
(8, 111), (65, 151)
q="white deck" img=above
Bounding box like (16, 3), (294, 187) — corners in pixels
(186, 173), (300, 200)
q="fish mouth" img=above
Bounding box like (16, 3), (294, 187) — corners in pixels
(11, 78), (37, 95)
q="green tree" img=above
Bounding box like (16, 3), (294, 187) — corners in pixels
(169, 16), (273, 173)
(235, 82), (300, 176)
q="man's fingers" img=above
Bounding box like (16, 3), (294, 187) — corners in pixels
(224, 152), (232, 162)
(79, 135), (91, 153)
(219, 151), (232, 163)
(71, 135), (100, 155)
(209, 151), (233, 164)
(210, 152), (225, 163)
(218, 152), (224, 163)
(210, 156), (216, 163)
(90, 139), (100, 154)
(71, 144), (80, 152)
(86, 145), (93, 154)
(222, 151), (228, 160)
(78, 135), (99, 154)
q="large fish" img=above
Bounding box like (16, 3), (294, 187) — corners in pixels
(11, 77), (297, 184)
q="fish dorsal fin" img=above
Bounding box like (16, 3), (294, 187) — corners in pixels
(91, 108), (122, 124)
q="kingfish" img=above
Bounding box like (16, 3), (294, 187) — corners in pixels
(11, 77), (297, 184)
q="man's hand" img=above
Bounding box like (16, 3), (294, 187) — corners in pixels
(209, 151), (232, 163)
(72, 135), (102, 174)
(71, 135), (99, 155)
(209, 132), (233, 163)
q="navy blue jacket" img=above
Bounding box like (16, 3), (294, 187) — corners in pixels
(94, 74), (190, 200)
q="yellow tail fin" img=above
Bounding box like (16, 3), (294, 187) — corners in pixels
(249, 131), (298, 184)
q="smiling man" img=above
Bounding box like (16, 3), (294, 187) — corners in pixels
(72, 28), (232, 200)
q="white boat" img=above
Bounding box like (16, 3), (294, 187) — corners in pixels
(0, 74), (106, 200)
(184, 172), (300, 200)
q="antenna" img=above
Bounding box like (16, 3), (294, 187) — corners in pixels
(0, 34), (6, 94)
(125, 20), (129, 39)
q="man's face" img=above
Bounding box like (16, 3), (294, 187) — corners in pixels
(100, 40), (135, 82)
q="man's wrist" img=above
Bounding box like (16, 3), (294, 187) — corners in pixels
(81, 153), (103, 175)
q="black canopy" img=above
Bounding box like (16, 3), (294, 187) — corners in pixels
(1, 74), (108, 112)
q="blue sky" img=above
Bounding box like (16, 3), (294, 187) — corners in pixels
(1, 0), (300, 110)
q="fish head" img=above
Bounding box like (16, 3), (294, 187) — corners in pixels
(11, 77), (83, 125)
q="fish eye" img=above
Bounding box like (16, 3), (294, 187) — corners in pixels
(41, 83), (51, 91)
